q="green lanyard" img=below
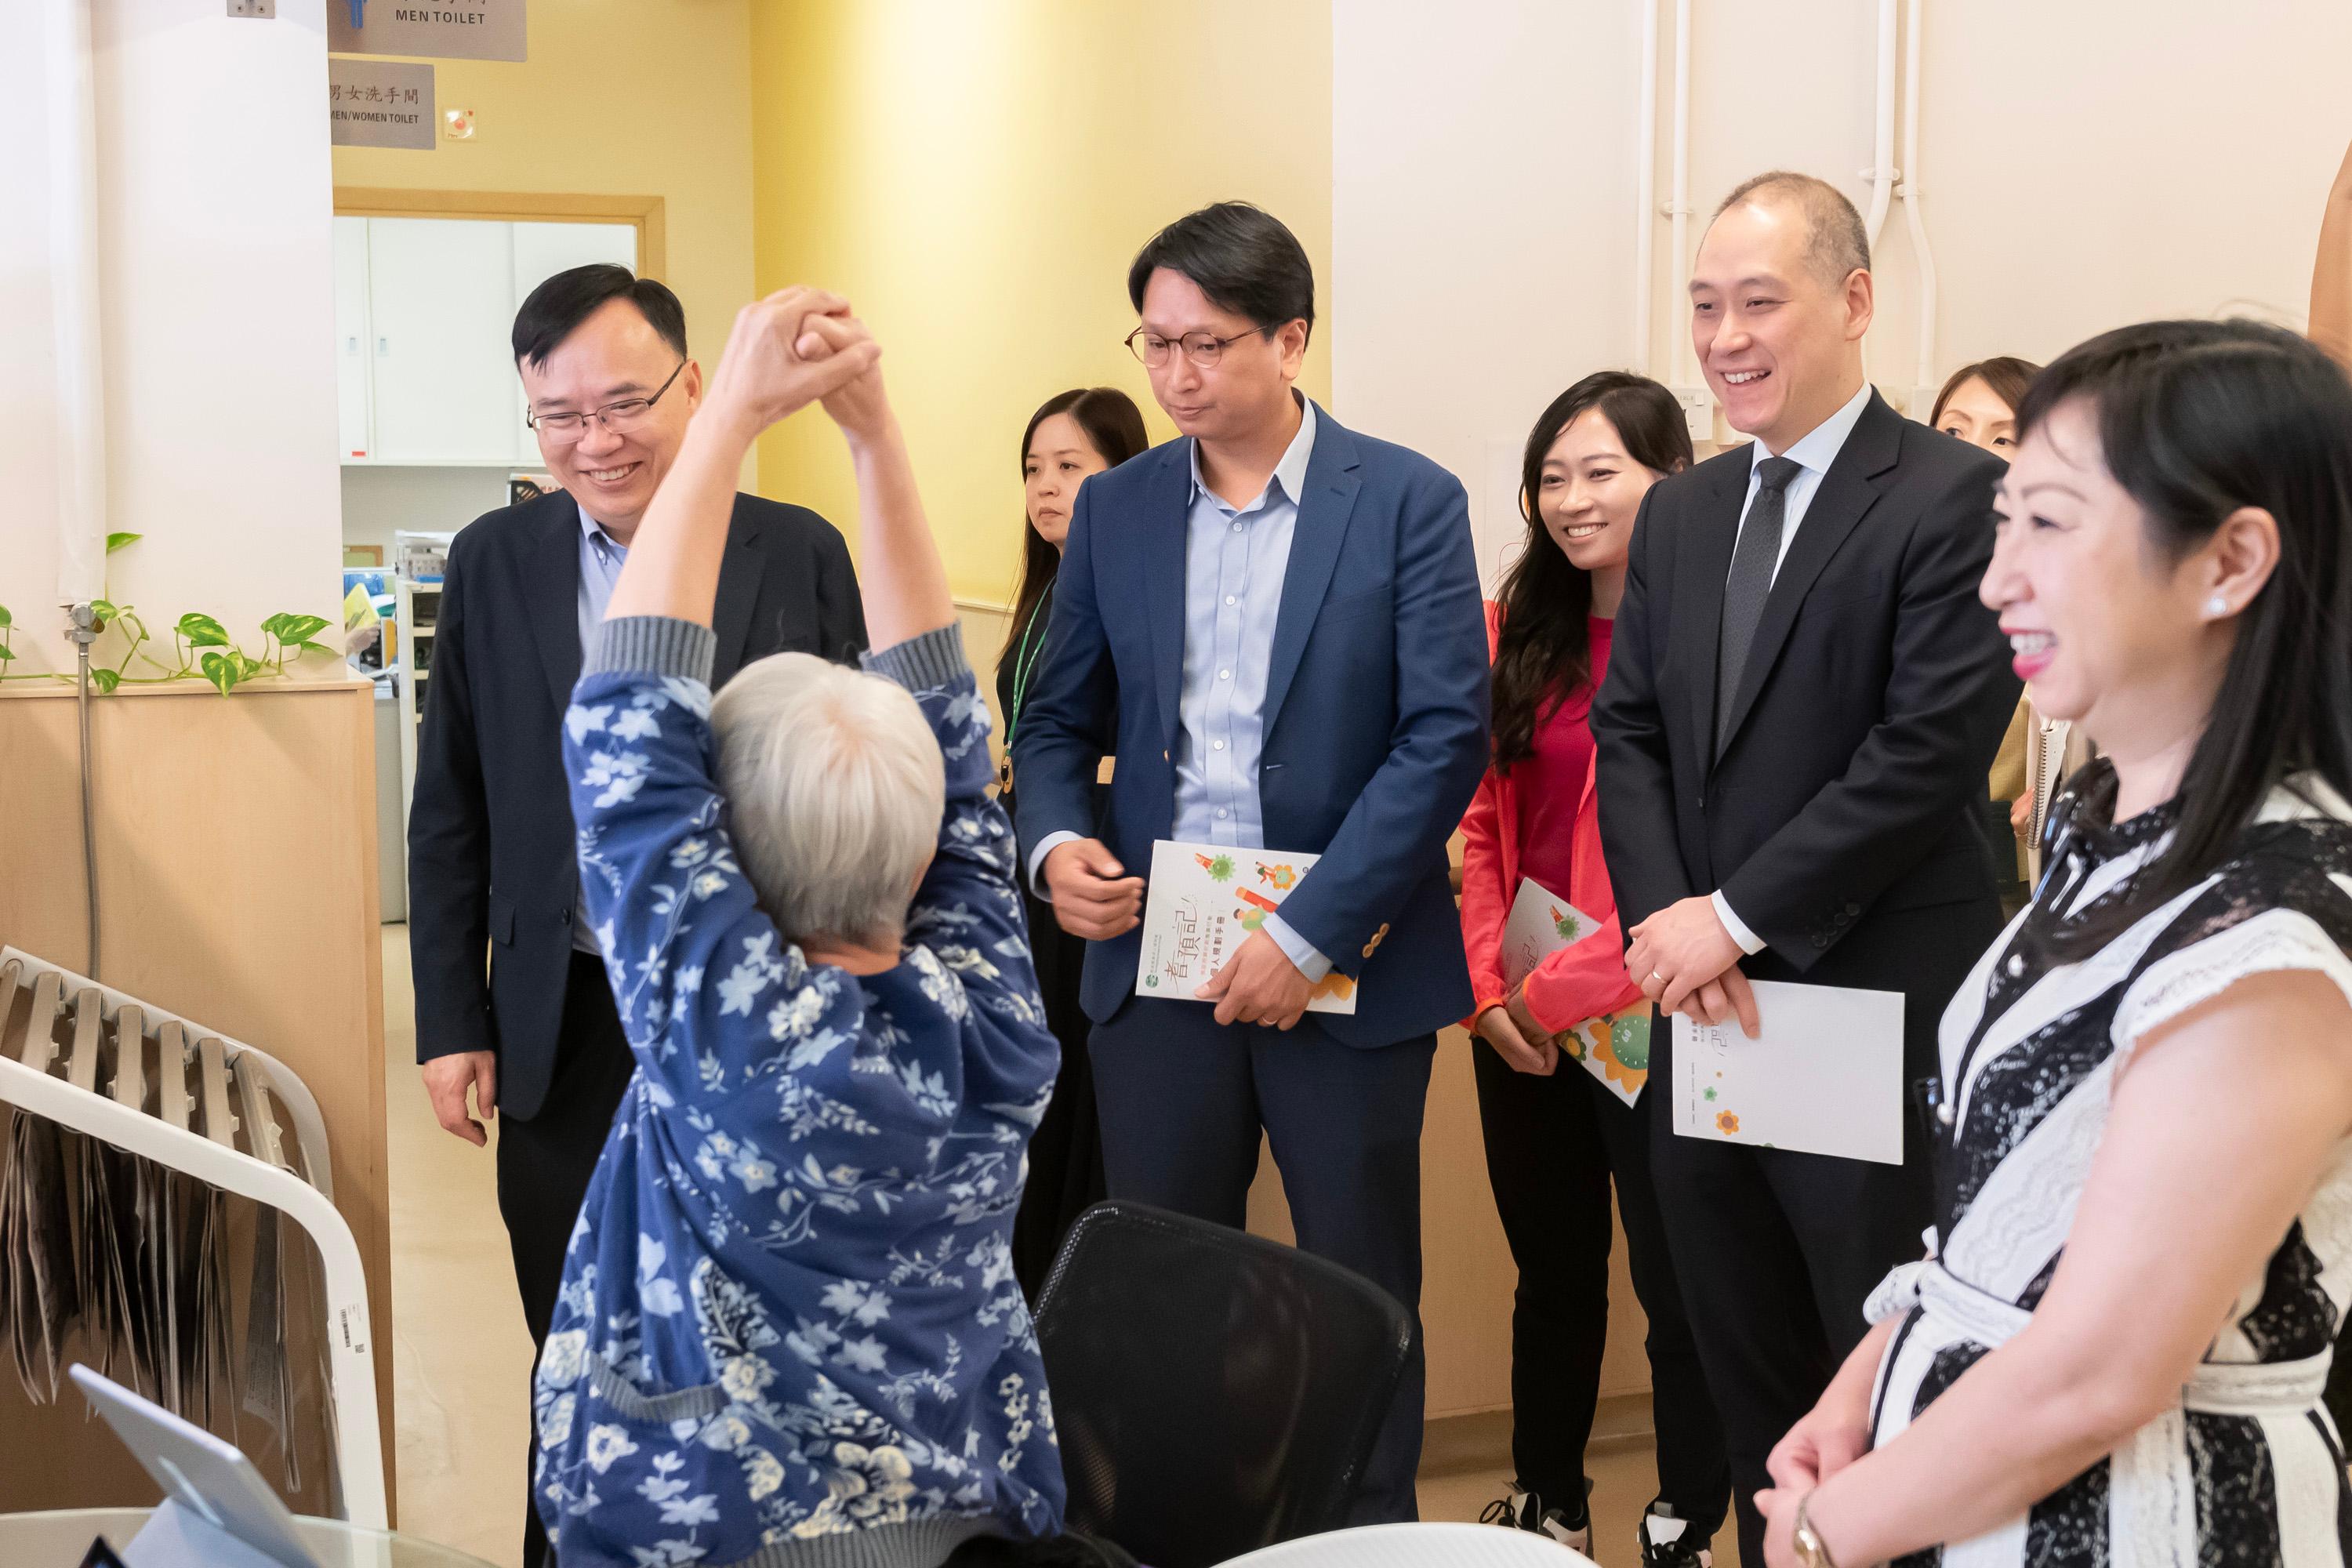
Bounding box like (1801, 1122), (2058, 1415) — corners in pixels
(1003, 590), (1053, 750)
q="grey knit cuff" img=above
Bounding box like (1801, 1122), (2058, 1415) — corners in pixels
(858, 622), (969, 691)
(714, 1515), (1005, 1568)
(587, 615), (717, 684)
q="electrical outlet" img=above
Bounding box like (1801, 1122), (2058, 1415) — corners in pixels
(227, 0), (276, 16)
(1672, 386), (1714, 445)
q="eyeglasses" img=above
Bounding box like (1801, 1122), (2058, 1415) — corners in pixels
(527, 360), (688, 442)
(1124, 325), (1272, 370)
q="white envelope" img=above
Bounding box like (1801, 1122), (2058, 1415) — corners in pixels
(1134, 840), (1359, 1015)
(1671, 980), (1904, 1164)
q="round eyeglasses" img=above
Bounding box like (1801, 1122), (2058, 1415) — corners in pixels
(1123, 325), (1273, 370)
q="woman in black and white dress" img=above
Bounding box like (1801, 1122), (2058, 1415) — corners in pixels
(1756, 319), (2352, 1564)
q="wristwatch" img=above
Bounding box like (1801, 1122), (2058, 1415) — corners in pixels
(1792, 1492), (1841, 1568)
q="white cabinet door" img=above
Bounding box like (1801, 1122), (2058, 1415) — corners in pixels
(365, 217), (519, 463)
(509, 222), (640, 462)
(333, 216), (373, 459)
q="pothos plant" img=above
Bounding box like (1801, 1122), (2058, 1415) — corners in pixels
(0, 532), (336, 695)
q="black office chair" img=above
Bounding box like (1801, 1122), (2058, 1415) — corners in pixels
(1033, 1200), (1415, 1568)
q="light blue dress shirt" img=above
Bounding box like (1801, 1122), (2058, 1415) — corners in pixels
(572, 505), (629, 954)
(576, 506), (629, 648)
(1711, 380), (1871, 956)
(1030, 395), (1331, 982)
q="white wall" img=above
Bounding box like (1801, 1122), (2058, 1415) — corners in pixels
(1, 0), (342, 678)
(340, 469), (517, 561)
(1333, 0), (2352, 586)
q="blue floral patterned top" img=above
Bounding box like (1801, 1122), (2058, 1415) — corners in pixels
(532, 616), (1065, 1568)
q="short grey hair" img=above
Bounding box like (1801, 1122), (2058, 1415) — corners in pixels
(710, 653), (944, 949)
(1714, 171), (1871, 286)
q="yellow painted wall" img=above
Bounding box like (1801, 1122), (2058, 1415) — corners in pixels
(330, 0), (757, 467)
(747, 1), (1334, 607)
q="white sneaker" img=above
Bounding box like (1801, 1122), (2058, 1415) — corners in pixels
(1479, 1481), (1592, 1555)
(1639, 1502), (1715, 1568)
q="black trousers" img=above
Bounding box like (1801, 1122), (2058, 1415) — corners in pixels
(1647, 1022), (1933, 1568)
(1088, 1002), (1435, 1525)
(1471, 1033), (1730, 1539)
(495, 949), (638, 1568)
(1011, 884), (1106, 1301)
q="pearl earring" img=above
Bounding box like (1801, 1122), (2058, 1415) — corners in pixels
(2207, 595), (2229, 618)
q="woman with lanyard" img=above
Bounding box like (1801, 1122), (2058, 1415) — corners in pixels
(997, 386), (1149, 1298)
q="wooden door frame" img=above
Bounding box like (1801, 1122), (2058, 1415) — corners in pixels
(331, 187), (666, 280)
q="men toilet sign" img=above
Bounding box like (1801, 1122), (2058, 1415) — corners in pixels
(329, 0), (525, 62)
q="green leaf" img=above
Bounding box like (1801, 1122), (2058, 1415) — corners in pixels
(89, 668), (120, 695)
(276, 614), (331, 644)
(260, 612), (292, 641)
(89, 599), (116, 632)
(234, 652), (263, 679)
(177, 612), (230, 648)
(296, 639), (338, 659)
(105, 532), (142, 554)
(200, 651), (240, 695)
(0, 604), (13, 628)
(0, 644), (14, 662)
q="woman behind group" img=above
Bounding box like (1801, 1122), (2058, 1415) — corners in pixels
(1460, 372), (1728, 1563)
(1934, 357), (2089, 891)
(1759, 319), (2352, 1563)
(996, 387), (1149, 1298)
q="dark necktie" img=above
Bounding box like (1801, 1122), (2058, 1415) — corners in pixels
(1716, 455), (1804, 754)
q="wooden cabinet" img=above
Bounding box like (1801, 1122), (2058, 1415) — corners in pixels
(333, 216), (637, 467)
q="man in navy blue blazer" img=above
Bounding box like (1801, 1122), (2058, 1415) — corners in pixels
(1011, 203), (1490, 1519)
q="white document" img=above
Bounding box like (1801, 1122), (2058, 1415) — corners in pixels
(1134, 840), (1359, 1014)
(1500, 875), (1602, 991)
(1671, 980), (1904, 1164)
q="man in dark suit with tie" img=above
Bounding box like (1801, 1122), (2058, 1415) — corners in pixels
(1011, 202), (1490, 1521)
(406, 265), (866, 1568)
(1592, 173), (2019, 1563)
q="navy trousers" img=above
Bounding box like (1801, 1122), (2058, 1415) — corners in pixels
(1087, 1000), (1435, 1523)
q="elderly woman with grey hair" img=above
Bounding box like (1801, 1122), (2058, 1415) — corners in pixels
(529, 289), (1067, 1568)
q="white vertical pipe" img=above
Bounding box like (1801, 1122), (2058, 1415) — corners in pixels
(47, 0), (107, 606)
(1863, 0), (1897, 249)
(1668, 0), (1692, 387)
(1634, 0), (1659, 376)
(1900, 0), (1940, 417)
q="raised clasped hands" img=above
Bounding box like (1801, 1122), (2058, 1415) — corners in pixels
(700, 285), (884, 441)
(1198, 927), (1314, 1030)
(1627, 894), (1761, 1037)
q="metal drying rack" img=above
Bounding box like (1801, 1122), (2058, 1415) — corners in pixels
(0, 946), (387, 1528)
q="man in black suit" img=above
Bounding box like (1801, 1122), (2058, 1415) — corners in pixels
(1592, 172), (2018, 1564)
(407, 266), (864, 1568)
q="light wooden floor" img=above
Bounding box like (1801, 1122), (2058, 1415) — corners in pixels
(378, 925), (1682, 1566)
